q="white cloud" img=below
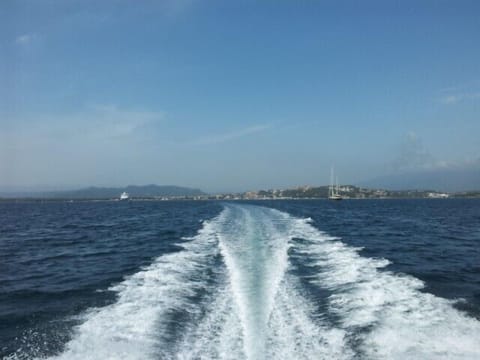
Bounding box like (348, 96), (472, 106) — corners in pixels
(162, 0), (197, 17)
(0, 104), (166, 187)
(15, 33), (37, 45)
(391, 132), (440, 172)
(440, 92), (480, 105)
(84, 104), (164, 138)
(191, 124), (271, 145)
(2, 104), (164, 143)
(389, 132), (480, 174)
(440, 95), (460, 104)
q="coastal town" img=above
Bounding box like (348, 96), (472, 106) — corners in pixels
(2, 184), (479, 202)
(193, 185), (456, 201)
(126, 185), (474, 201)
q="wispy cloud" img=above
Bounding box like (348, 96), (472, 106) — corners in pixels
(15, 33), (37, 45)
(440, 95), (460, 105)
(439, 91), (480, 105)
(0, 104), (165, 187)
(390, 132), (447, 172)
(2, 104), (164, 142)
(84, 104), (164, 138)
(191, 124), (271, 145)
(162, 0), (198, 17)
(390, 132), (480, 176)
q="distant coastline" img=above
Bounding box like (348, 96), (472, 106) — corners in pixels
(1, 184), (479, 201)
(0, 184), (204, 200)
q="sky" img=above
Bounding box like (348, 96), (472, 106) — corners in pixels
(1, 0), (479, 193)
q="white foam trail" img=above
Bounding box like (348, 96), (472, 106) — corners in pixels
(26, 203), (480, 360)
(266, 277), (351, 359)
(43, 216), (221, 360)
(217, 206), (290, 358)
(175, 285), (245, 359)
(174, 204), (350, 359)
(289, 217), (480, 359)
(214, 205), (350, 360)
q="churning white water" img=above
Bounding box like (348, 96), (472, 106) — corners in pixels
(38, 204), (480, 360)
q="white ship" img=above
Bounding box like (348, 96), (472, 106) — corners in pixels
(119, 192), (129, 201)
(329, 167), (343, 200)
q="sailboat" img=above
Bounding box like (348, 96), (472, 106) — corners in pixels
(328, 167), (343, 200)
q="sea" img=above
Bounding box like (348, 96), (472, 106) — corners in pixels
(1, 199), (479, 359)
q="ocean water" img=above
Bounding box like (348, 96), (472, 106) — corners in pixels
(1, 199), (479, 359)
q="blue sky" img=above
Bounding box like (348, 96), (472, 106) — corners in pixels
(1, 0), (479, 192)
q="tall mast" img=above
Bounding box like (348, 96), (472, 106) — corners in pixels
(330, 166), (334, 197)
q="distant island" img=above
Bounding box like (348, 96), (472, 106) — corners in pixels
(1, 184), (479, 201)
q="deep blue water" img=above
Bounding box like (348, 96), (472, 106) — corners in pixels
(1, 199), (479, 359)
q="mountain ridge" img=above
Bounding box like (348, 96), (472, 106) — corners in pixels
(0, 184), (206, 199)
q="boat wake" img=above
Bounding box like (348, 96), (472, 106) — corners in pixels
(25, 204), (480, 359)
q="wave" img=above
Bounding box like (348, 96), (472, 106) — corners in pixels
(8, 204), (479, 359)
(289, 216), (480, 359)
(40, 219), (221, 360)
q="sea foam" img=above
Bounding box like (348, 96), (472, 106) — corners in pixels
(22, 204), (480, 360)
(289, 216), (480, 359)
